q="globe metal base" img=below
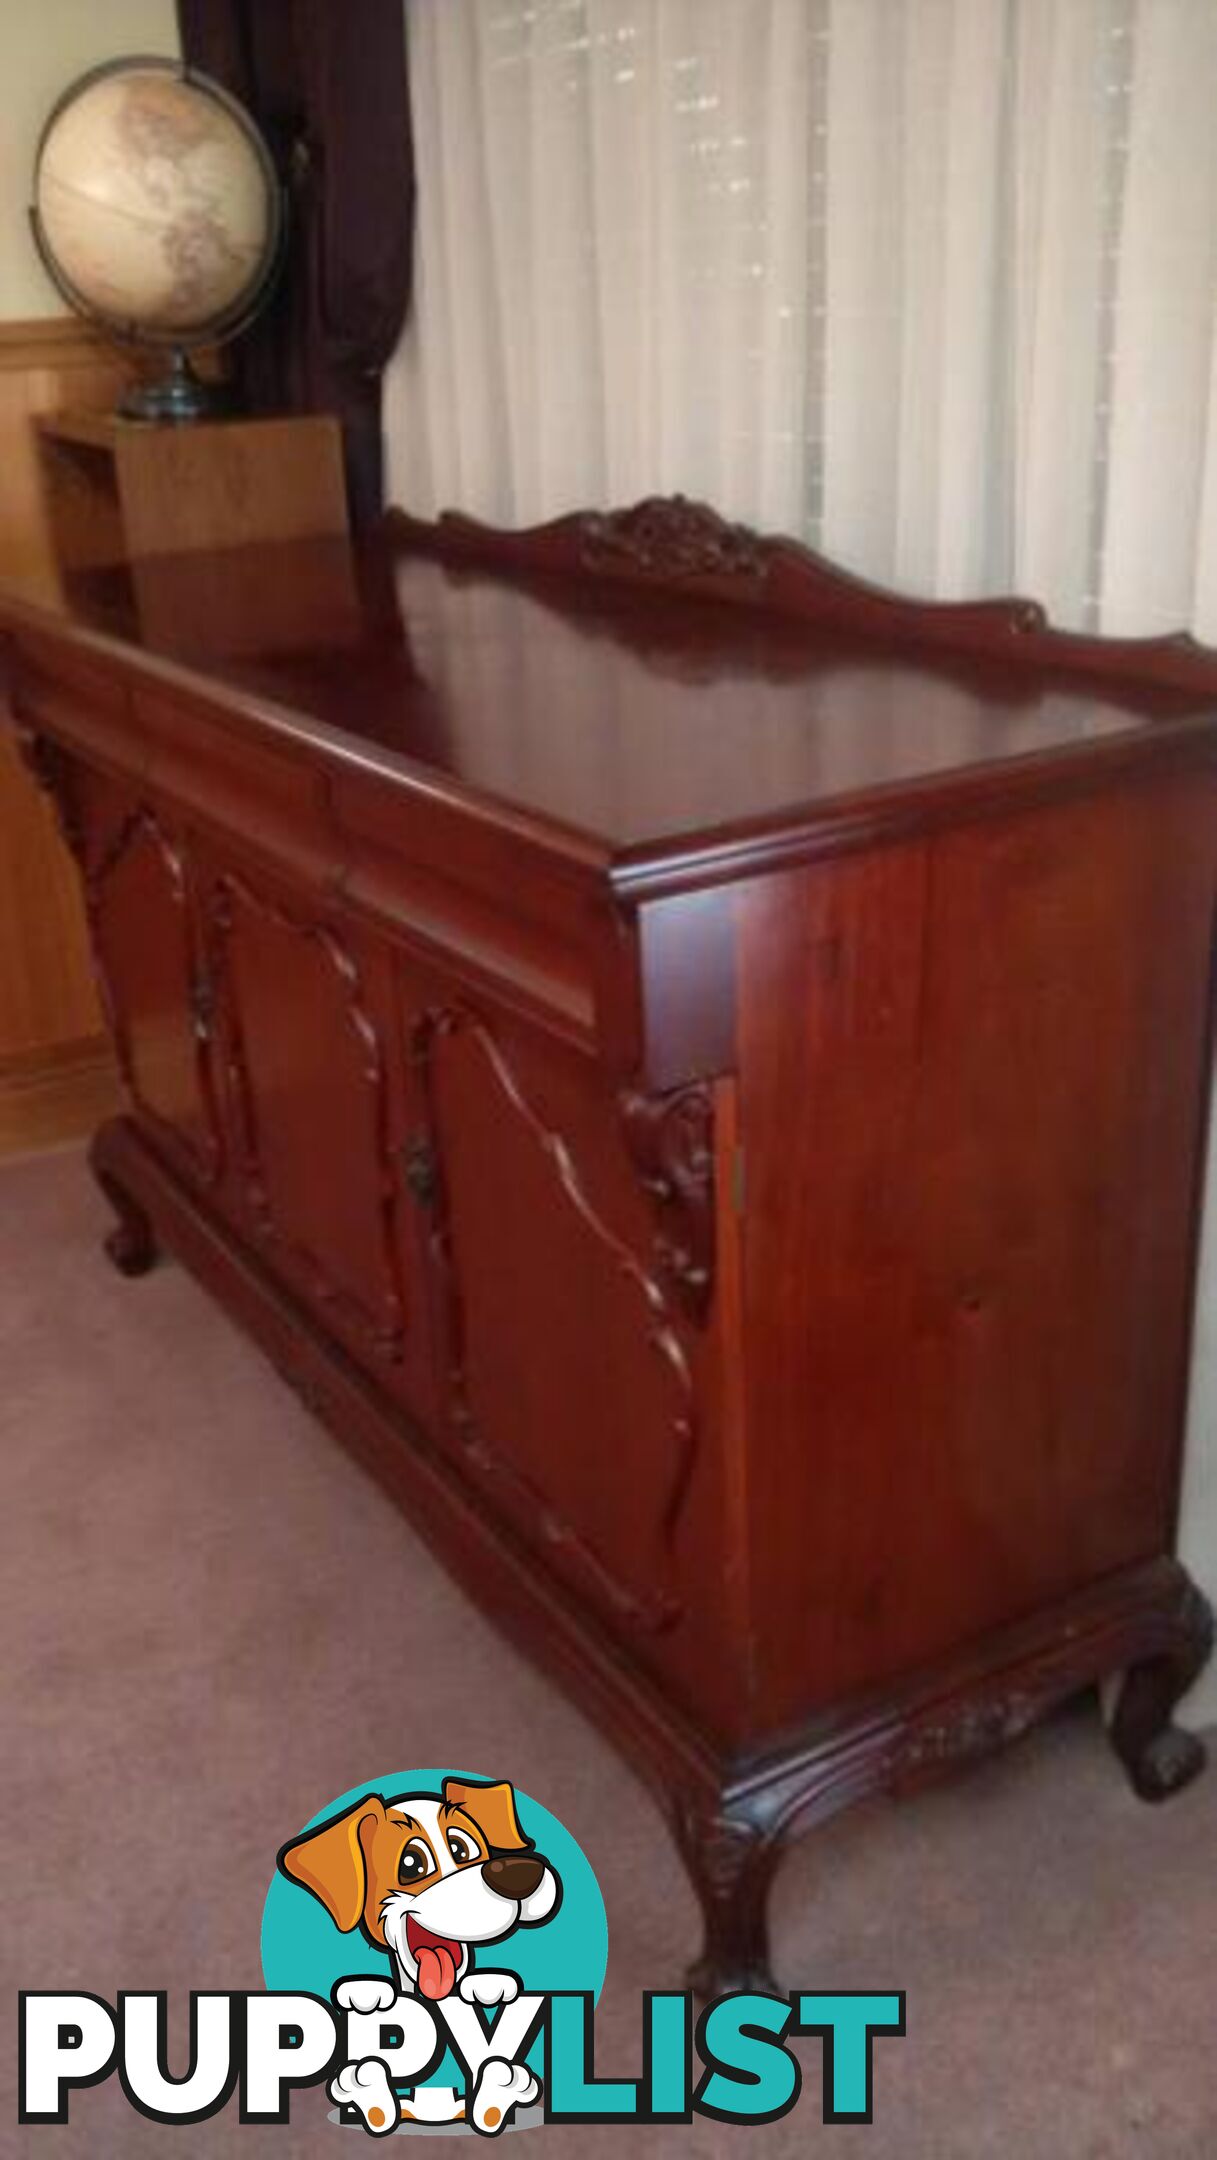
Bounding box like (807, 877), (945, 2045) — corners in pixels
(119, 349), (232, 425)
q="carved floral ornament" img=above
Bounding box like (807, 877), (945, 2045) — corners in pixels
(619, 1082), (715, 1324)
(578, 495), (769, 582)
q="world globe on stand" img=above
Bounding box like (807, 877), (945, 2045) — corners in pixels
(31, 57), (283, 421)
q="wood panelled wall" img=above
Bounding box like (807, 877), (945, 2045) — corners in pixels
(0, 319), (122, 1155)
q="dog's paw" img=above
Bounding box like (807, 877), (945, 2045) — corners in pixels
(459, 1969), (519, 2008)
(329, 2058), (400, 2136)
(334, 1977), (399, 2017)
(470, 2056), (539, 2135)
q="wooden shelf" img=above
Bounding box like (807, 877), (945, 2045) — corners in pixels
(37, 409), (349, 566)
(37, 407), (126, 451)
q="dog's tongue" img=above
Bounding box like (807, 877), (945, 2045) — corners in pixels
(406, 1918), (461, 2002)
(415, 1942), (458, 2001)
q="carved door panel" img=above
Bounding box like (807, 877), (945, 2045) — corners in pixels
(205, 863), (423, 1394)
(408, 1001), (699, 1638)
(87, 803), (222, 1186)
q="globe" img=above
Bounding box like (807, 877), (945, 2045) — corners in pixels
(31, 57), (283, 420)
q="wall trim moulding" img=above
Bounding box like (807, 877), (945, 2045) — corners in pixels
(0, 316), (119, 374)
(0, 1033), (119, 1160)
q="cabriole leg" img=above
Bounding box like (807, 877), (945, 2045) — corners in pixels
(675, 1799), (784, 2000)
(93, 1164), (159, 1279)
(1110, 1576), (1214, 1802)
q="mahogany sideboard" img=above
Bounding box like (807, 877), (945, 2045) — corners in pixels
(4, 498), (1217, 1995)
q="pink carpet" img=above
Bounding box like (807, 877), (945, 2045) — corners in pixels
(2, 1145), (1214, 2155)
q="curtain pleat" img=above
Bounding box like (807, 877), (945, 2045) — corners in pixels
(177, 0), (415, 527)
(387, 0), (821, 533)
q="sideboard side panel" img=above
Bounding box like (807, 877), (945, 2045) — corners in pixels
(735, 775), (1217, 1731)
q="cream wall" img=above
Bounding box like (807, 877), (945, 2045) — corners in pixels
(0, 0), (179, 320)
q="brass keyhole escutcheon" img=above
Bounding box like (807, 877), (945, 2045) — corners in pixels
(401, 1135), (438, 1208)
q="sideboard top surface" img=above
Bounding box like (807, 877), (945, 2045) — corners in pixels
(4, 497), (1217, 896)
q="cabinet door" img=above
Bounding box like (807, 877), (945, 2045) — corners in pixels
(408, 998), (699, 1639)
(87, 800), (222, 1186)
(205, 861), (425, 1396)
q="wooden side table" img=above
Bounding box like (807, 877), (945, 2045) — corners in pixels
(36, 410), (348, 567)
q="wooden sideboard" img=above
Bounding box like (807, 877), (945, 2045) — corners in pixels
(3, 498), (1217, 1994)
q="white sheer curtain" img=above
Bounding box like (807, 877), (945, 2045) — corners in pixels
(386, 0), (1217, 635)
(389, 0), (826, 536)
(383, 0), (1217, 1719)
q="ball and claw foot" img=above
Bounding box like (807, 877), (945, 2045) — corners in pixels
(686, 1952), (780, 2002)
(1120, 1722), (1206, 1804)
(1110, 1579), (1214, 1804)
(104, 1217), (158, 1278)
(95, 1170), (158, 1278)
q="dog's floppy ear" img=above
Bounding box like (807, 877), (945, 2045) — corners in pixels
(278, 1795), (385, 1931)
(443, 1777), (531, 1852)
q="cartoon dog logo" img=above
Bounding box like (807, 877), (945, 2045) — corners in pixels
(279, 1777), (561, 2133)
